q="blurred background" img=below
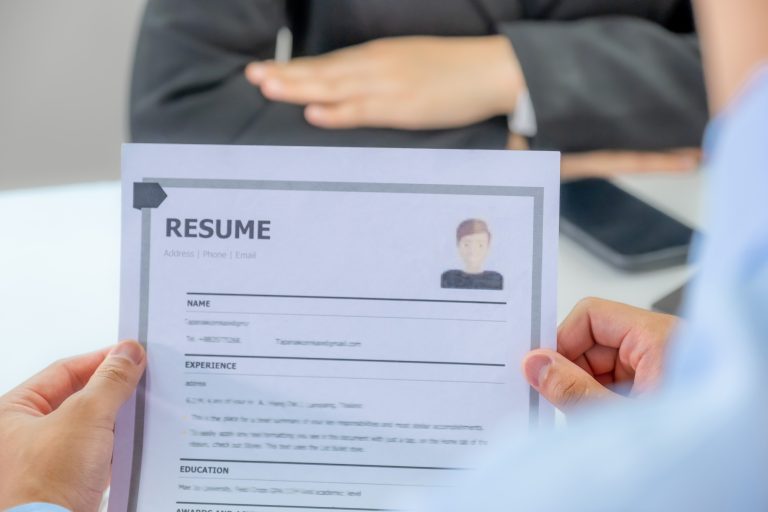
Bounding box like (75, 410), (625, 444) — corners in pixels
(1, 1), (767, 509)
(0, 0), (143, 189)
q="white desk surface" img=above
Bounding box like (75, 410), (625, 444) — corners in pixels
(0, 172), (703, 394)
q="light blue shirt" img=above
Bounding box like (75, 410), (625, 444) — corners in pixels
(6, 504), (69, 512)
(428, 67), (768, 511)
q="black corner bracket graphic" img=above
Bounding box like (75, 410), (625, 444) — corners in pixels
(133, 182), (167, 209)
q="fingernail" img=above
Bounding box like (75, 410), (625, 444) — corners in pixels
(246, 63), (266, 81)
(525, 354), (552, 388)
(110, 341), (144, 365)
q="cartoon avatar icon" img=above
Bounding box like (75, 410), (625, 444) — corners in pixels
(441, 219), (503, 290)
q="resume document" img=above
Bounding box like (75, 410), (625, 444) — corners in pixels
(109, 144), (559, 512)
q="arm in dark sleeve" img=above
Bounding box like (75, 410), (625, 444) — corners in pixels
(130, 0), (287, 143)
(130, 0), (508, 149)
(499, 17), (708, 152)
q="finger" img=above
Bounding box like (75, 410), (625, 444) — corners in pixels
(522, 349), (621, 412)
(507, 132), (530, 150)
(668, 147), (702, 161)
(2, 346), (112, 415)
(305, 100), (380, 129)
(557, 298), (648, 360)
(582, 343), (619, 376)
(244, 60), (274, 84)
(246, 60), (325, 86)
(561, 148), (700, 178)
(572, 346), (621, 382)
(246, 60), (328, 90)
(594, 372), (615, 387)
(572, 354), (593, 376)
(64, 340), (147, 427)
(565, 150), (695, 175)
(261, 75), (366, 105)
(247, 47), (361, 85)
(247, 45), (377, 104)
(627, 150), (700, 171)
(629, 345), (665, 395)
(304, 101), (368, 129)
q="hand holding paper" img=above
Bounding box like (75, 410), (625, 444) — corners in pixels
(523, 298), (677, 411)
(0, 341), (146, 512)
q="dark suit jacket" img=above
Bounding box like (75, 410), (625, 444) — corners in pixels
(130, 0), (707, 152)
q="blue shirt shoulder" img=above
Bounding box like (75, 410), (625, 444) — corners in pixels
(5, 504), (70, 512)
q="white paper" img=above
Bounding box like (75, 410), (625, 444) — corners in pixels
(109, 143), (559, 512)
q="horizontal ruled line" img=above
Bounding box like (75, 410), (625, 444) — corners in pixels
(180, 458), (466, 471)
(187, 292), (505, 305)
(185, 353), (505, 367)
(185, 310), (505, 323)
(176, 502), (393, 511)
(183, 372), (505, 385)
(177, 476), (451, 488)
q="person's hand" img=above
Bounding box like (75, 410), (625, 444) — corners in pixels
(522, 298), (678, 412)
(560, 148), (701, 177)
(245, 35), (524, 130)
(0, 340), (147, 511)
(507, 133), (701, 177)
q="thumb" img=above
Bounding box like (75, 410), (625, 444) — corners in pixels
(66, 340), (147, 426)
(522, 349), (619, 412)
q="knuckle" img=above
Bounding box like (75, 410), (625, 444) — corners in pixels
(323, 80), (342, 99)
(576, 296), (601, 310)
(95, 361), (132, 387)
(568, 297), (599, 320)
(546, 373), (588, 407)
(47, 358), (70, 373)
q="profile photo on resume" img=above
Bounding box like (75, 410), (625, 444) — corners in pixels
(441, 219), (503, 290)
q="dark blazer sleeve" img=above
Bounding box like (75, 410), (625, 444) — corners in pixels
(500, 17), (708, 152)
(130, 0), (508, 149)
(130, 0), (288, 143)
